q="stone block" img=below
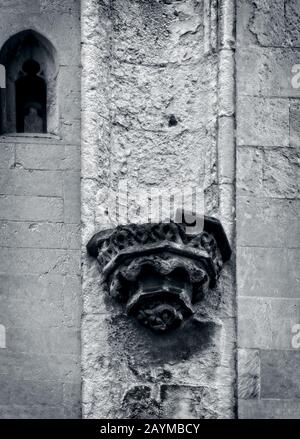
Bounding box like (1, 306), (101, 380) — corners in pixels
(58, 66), (81, 122)
(63, 382), (81, 419)
(236, 0), (285, 47)
(63, 171), (81, 223)
(110, 0), (206, 66)
(160, 385), (218, 419)
(0, 297), (64, 328)
(237, 147), (300, 198)
(237, 97), (289, 147)
(237, 47), (300, 98)
(238, 349), (260, 399)
(110, 61), (216, 133)
(40, 0), (80, 13)
(237, 147), (263, 195)
(260, 350), (300, 399)
(0, 377), (63, 406)
(62, 275), (82, 327)
(64, 145), (81, 171)
(7, 327), (80, 356)
(0, 221), (79, 249)
(238, 296), (300, 349)
(0, 404), (64, 419)
(286, 0), (300, 47)
(15, 143), (64, 170)
(60, 119), (81, 145)
(237, 197), (300, 249)
(0, 248), (80, 276)
(0, 169), (63, 197)
(0, 0), (40, 13)
(0, 273), (63, 302)
(262, 148), (300, 198)
(0, 350), (80, 383)
(0, 143), (14, 169)
(237, 247), (300, 299)
(239, 399), (300, 419)
(290, 102), (300, 148)
(0, 195), (63, 222)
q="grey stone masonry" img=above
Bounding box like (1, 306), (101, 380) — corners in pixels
(0, 0), (81, 419)
(236, 0), (300, 419)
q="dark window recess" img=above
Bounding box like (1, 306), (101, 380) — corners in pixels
(15, 59), (47, 133)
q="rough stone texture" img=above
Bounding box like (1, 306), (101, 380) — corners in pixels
(0, 0), (81, 419)
(238, 349), (260, 399)
(260, 350), (300, 399)
(239, 399), (300, 420)
(236, 0), (300, 419)
(82, 0), (236, 419)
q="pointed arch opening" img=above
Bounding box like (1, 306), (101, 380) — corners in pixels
(0, 29), (58, 135)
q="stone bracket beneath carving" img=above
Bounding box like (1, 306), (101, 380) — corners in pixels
(87, 216), (231, 333)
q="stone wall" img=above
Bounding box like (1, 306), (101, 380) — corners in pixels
(236, 0), (300, 419)
(0, 0), (81, 418)
(0, 0), (298, 420)
(81, 0), (236, 419)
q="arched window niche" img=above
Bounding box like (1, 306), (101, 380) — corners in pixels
(0, 30), (58, 136)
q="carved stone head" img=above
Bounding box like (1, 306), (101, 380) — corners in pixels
(87, 216), (231, 333)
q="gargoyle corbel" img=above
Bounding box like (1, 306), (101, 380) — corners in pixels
(87, 216), (231, 333)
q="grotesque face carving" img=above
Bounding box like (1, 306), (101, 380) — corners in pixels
(87, 218), (231, 333)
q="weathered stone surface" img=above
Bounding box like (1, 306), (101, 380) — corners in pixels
(237, 247), (300, 299)
(0, 195), (63, 222)
(0, 169), (63, 197)
(0, 0), (40, 13)
(7, 327), (80, 356)
(0, 377), (63, 406)
(260, 350), (300, 399)
(0, 143), (14, 168)
(110, 0), (207, 66)
(82, 312), (234, 418)
(237, 97), (289, 147)
(0, 350), (80, 383)
(237, 197), (300, 249)
(63, 171), (81, 223)
(290, 102), (300, 148)
(87, 219), (231, 333)
(0, 0), (81, 420)
(286, 0), (300, 47)
(237, 0), (285, 47)
(236, 147), (263, 195)
(239, 399), (300, 419)
(81, 0), (235, 419)
(161, 385), (218, 419)
(238, 296), (300, 349)
(0, 273), (63, 301)
(0, 248), (80, 275)
(0, 404), (64, 420)
(238, 349), (260, 399)
(237, 47), (300, 98)
(0, 221), (79, 249)
(237, 147), (300, 198)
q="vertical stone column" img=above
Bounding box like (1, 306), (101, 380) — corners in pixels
(81, 0), (236, 418)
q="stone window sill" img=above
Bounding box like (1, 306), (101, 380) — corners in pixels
(0, 132), (61, 143)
